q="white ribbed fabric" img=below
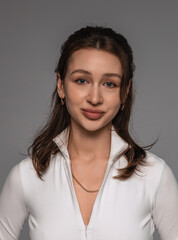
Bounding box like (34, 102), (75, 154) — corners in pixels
(0, 126), (178, 240)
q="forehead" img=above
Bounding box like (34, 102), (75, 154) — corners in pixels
(67, 48), (123, 75)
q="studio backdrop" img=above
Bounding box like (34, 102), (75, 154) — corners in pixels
(0, 0), (177, 239)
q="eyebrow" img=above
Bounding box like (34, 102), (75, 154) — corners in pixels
(70, 69), (122, 79)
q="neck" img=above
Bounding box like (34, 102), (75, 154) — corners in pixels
(67, 122), (112, 163)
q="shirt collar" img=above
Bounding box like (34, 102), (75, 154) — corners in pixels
(53, 125), (129, 162)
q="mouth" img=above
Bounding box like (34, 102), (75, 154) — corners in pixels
(81, 109), (105, 120)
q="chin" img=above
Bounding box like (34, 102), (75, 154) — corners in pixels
(76, 120), (112, 133)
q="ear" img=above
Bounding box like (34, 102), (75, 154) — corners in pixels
(57, 73), (65, 99)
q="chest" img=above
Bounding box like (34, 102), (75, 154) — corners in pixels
(73, 183), (98, 225)
(71, 161), (108, 226)
(26, 159), (154, 240)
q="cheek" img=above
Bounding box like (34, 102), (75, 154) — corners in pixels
(106, 93), (121, 120)
(107, 90), (121, 108)
(65, 89), (85, 105)
(111, 103), (121, 116)
(64, 86), (85, 115)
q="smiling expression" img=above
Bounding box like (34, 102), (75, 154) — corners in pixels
(57, 48), (123, 132)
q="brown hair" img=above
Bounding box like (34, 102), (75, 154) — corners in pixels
(28, 26), (152, 180)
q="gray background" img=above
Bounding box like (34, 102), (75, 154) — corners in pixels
(0, 0), (178, 239)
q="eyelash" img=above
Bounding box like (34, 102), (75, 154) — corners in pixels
(75, 79), (87, 84)
(75, 79), (117, 88)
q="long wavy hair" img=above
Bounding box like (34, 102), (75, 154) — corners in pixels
(28, 26), (152, 180)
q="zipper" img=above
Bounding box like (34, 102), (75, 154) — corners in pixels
(98, 143), (128, 191)
(111, 143), (129, 165)
(62, 142), (129, 238)
(85, 225), (87, 239)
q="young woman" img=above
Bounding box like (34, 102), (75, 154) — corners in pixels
(0, 26), (178, 240)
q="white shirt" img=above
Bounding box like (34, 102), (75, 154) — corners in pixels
(0, 126), (178, 240)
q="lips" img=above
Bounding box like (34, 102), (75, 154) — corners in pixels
(82, 108), (104, 113)
(81, 109), (105, 120)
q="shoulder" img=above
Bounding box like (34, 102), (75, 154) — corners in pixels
(139, 151), (177, 194)
(140, 151), (176, 181)
(18, 157), (35, 175)
(141, 151), (168, 175)
(15, 154), (59, 178)
(144, 151), (165, 165)
(143, 151), (176, 181)
(143, 151), (165, 176)
(3, 157), (33, 185)
(16, 154), (61, 183)
(145, 150), (177, 182)
(8, 157), (35, 181)
(3, 158), (36, 192)
(0, 158), (35, 207)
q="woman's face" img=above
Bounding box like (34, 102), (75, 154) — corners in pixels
(57, 48), (123, 132)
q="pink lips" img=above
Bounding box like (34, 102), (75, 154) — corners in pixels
(81, 109), (105, 120)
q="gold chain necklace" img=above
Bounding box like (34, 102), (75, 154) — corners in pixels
(71, 170), (99, 193)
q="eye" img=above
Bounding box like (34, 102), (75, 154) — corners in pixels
(75, 78), (88, 84)
(104, 82), (116, 88)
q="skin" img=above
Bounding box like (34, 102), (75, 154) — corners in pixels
(57, 48), (130, 225)
(57, 48), (129, 164)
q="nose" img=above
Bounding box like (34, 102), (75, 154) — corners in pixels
(86, 84), (103, 105)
